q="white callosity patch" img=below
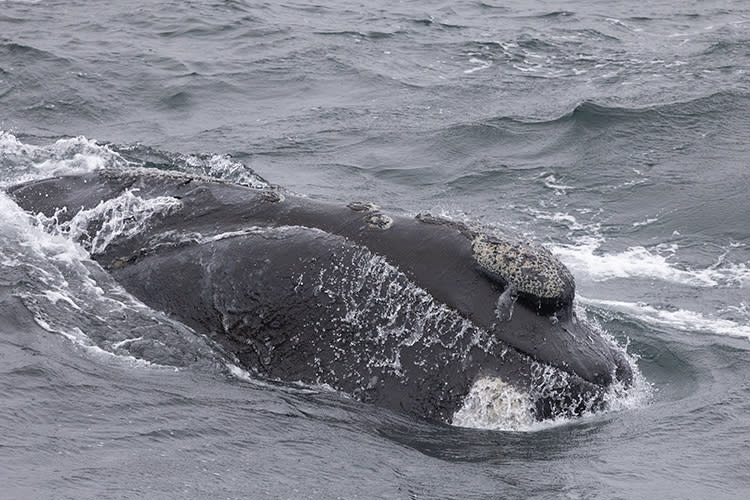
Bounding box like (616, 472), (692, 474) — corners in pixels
(36, 190), (183, 255)
(472, 233), (575, 303)
(452, 377), (535, 431)
(416, 213), (575, 307)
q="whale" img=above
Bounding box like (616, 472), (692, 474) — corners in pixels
(7, 168), (633, 423)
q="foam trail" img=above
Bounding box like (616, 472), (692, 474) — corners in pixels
(525, 208), (749, 290)
(582, 297), (750, 339)
(552, 241), (749, 289)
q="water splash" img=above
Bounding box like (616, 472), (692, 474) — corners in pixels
(0, 131), (130, 186)
(0, 131), (269, 189)
(452, 377), (536, 430)
(0, 190), (228, 372)
(112, 143), (270, 188)
(451, 307), (651, 432)
(36, 190), (183, 255)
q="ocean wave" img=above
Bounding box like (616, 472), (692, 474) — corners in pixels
(0, 40), (71, 64)
(701, 40), (750, 57)
(0, 132), (269, 189)
(314, 30), (400, 39)
(416, 90), (749, 156)
(565, 91), (749, 125)
(466, 90), (750, 131)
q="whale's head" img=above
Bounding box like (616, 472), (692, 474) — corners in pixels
(459, 227), (634, 423)
(5, 172), (635, 426)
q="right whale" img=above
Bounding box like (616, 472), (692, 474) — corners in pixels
(7, 168), (633, 424)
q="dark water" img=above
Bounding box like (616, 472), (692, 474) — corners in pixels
(2, 1), (750, 498)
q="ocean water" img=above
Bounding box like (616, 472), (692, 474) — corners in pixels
(1, 1), (749, 499)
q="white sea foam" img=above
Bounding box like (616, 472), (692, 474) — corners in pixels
(452, 377), (536, 431)
(0, 131), (130, 186)
(523, 206), (749, 290)
(581, 297), (750, 339)
(1, 131), (269, 191)
(452, 309), (650, 433)
(33, 318), (169, 370)
(0, 191), (90, 268)
(182, 152), (269, 188)
(632, 217), (658, 227)
(452, 352), (652, 433)
(37, 190), (183, 254)
(550, 239), (749, 289)
(542, 174), (574, 194)
(0, 190), (225, 371)
(464, 57), (492, 74)
(42, 289), (82, 310)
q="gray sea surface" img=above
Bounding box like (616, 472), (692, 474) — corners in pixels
(1, 1), (750, 498)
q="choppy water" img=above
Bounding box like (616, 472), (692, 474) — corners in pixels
(2, 1), (749, 499)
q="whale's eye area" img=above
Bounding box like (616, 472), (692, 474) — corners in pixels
(471, 233), (575, 315)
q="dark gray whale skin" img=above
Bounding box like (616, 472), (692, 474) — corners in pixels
(7, 169), (632, 422)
